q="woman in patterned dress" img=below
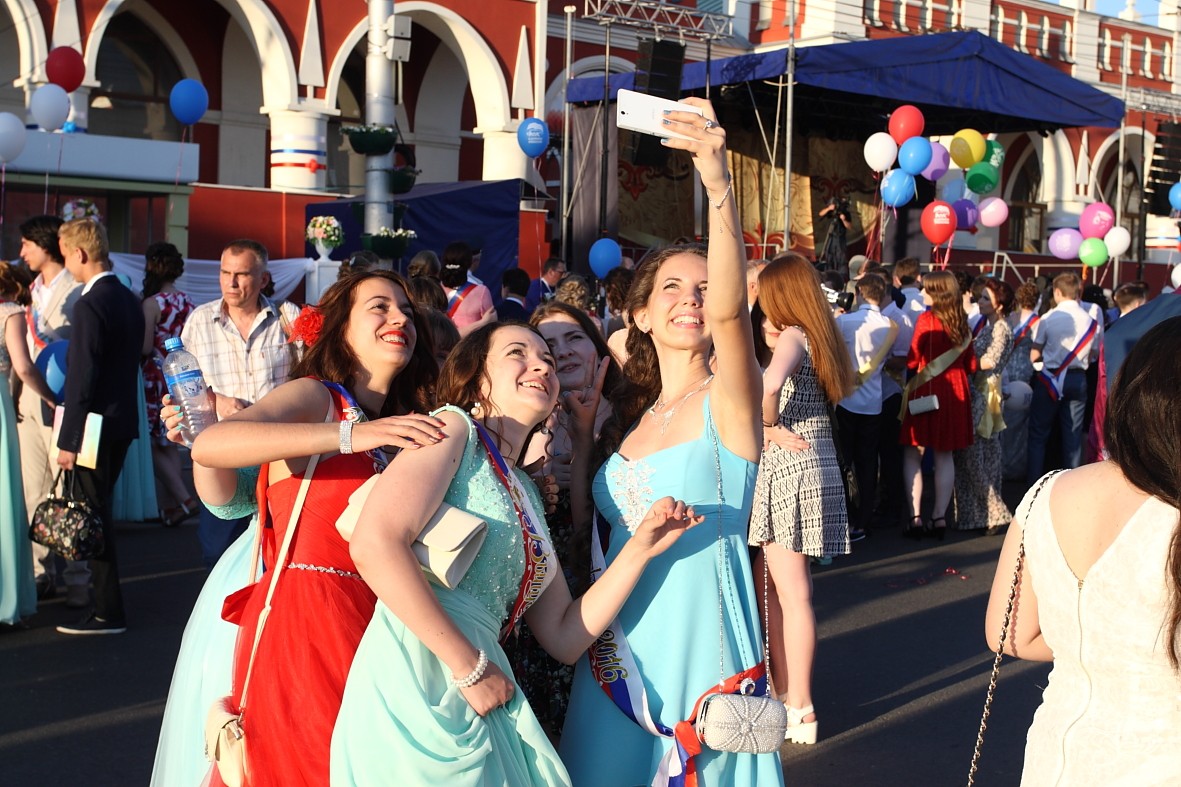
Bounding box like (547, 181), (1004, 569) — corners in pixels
(954, 278), (1014, 533)
(748, 252), (854, 744)
(140, 242), (197, 525)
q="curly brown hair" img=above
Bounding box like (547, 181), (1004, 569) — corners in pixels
(0, 261), (32, 306)
(291, 270), (436, 417)
(143, 242), (185, 298)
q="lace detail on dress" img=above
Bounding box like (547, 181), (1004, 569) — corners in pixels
(610, 458), (654, 533)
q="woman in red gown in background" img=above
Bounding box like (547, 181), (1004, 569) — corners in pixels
(191, 271), (444, 786)
(899, 270), (978, 540)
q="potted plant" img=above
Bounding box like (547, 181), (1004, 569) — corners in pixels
(362, 226), (416, 259)
(306, 215), (344, 260)
(343, 124), (397, 156)
(389, 166), (420, 194)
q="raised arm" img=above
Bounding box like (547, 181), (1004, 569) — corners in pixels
(190, 376), (448, 473)
(761, 327), (806, 425)
(661, 99), (762, 461)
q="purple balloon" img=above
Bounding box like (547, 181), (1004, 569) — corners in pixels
(921, 141), (950, 181)
(1048, 228), (1084, 260)
(952, 198), (979, 229)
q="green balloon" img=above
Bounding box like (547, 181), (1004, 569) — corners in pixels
(985, 140), (1006, 169)
(1078, 237), (1108, 267)
(965, 162), (999, 194)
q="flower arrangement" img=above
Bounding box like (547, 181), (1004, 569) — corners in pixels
(61, 199), (101, 223)
(306, 215), (344, 248)
(374, 226), (417, 239)
(343, 124), (397, 155)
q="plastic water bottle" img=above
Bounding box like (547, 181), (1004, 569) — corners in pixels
(162, 337), (215, 447)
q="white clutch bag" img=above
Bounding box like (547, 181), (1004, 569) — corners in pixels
(336, 474), (488, 588)
(907, 394), (940, 415)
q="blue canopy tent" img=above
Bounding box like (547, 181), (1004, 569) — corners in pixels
(567, 30), (1125, 135)
(306, 179), (529, 303)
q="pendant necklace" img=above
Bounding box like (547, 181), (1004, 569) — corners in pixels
(647, 374), (714, 436)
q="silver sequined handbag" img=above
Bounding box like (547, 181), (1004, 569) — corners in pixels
(696, 679), (789, 754)
(694, 423), (788, 753)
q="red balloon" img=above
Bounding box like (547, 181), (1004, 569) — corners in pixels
(46, 47), (85, 93)
(888, 105), (925, 146)
(921, 201), (958, 246)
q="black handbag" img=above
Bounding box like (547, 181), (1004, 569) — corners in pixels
(28, 470), (104, 561)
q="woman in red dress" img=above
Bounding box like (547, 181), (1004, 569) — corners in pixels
(191, 271), (445, 786)
(899, 270), (978, 540)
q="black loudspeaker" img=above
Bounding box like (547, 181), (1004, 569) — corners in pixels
(620, 40), (686, 169)
(1146, 122), (1181, 216)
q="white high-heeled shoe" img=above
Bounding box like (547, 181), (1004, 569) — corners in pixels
(785, 704), (818, 745)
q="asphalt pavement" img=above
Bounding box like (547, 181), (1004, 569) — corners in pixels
(1, 508), (1046, 786)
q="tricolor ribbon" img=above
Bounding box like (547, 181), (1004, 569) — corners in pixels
(588, 509), (767, 787)
(1036, 319), (1097, 402)
(472, 421), (554, 642)
(970, 314), (987, 340)
(1012, 313), (1039, 346)
(447, 282), (477, 318)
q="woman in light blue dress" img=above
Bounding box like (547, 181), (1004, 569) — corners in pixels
(150, 390), (262, 785)
(331, 323), (700, 786)
(559, 102), (784, 786)
(110, 272), (157, 522)
(0, 262), (58, 625)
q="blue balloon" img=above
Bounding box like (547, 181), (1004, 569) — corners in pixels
(589, 238), (622, 278)
(881, 169), (916, 208)
(897, 137), (933, 177)
(35, 340), (68, 400)
(517, 118), (550, 158)
(62, 120), (77, 133)
(1170, 181), (1181, 211)
(169, 79), (208, 126)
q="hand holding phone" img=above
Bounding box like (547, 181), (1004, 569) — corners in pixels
(616, 89), (704, 141)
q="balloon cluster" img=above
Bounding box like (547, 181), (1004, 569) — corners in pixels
(1048, 202), (1128, 268)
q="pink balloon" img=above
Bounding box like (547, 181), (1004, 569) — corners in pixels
(1079, 202), (1115, 240)
(978, 197), (1009, 228)
(920, 141), (950, 181)
(1049, 228), (1084, 260)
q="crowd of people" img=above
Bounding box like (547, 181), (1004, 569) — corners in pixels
(1, 103), (1178, 787)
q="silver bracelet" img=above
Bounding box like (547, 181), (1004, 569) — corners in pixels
(339, 419), (354, 455)
(451, 649), (488, 689)
(707, 174), (733, 210)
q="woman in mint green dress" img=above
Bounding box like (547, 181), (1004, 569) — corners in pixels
(331, 323), (702, 785)
(559, 102), (784, 786)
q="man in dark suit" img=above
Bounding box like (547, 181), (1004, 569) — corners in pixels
(497, 267), (531, 322)
(525, 257), (566, 313)
(53, 219), (145, 635)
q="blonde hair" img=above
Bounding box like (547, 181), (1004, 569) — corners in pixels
(58, 218), (109, 264)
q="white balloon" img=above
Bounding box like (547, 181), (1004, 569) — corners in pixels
(31, 84), (70, 131)
(0, 112), (27, 163)
(863, 132), (898, 173)
(1103, 226), (1132, 257)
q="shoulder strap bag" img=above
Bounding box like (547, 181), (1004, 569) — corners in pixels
(203, 404), (333, 787)
(898, 326), (971, 421)
(965, 469), (1064, 786)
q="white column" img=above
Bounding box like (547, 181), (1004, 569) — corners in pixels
(365, 0), (396, 235)
(479, 126), (532, 183)
(800, 0), (866, 42)
(267, 108), (330, 190)
(960, 0), (991, 34)
(1072, 11), (1102, 83)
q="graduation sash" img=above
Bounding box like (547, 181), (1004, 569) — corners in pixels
(1012, 313), (1038, 345)
(588, 510), (767, 787)
(854, 318), (900, 390)
(446, 283), (477, 318)
(1036, 319), (1097, 402)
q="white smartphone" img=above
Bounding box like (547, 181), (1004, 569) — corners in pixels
(616, 89), (703, 141)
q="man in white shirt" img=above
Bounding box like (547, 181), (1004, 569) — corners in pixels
(834, 273), (897, 540)
(876, 270), (916, 527)
(180, 239), (301, 566)
(1027, 272), (1101, 484)
(893, 257), (926, 324)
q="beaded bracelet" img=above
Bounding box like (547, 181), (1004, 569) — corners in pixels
(707, 174), (733, 210)
(451, 649), (488, 689)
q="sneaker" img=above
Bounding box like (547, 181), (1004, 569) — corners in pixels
(65, 586), (90, 609)
(849, 528), (867, 543)
(56, 613), (126, 636)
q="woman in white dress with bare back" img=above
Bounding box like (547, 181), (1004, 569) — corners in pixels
(985, 316), (1181, 786)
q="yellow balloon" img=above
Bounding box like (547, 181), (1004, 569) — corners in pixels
(949, 129), (986, 169)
